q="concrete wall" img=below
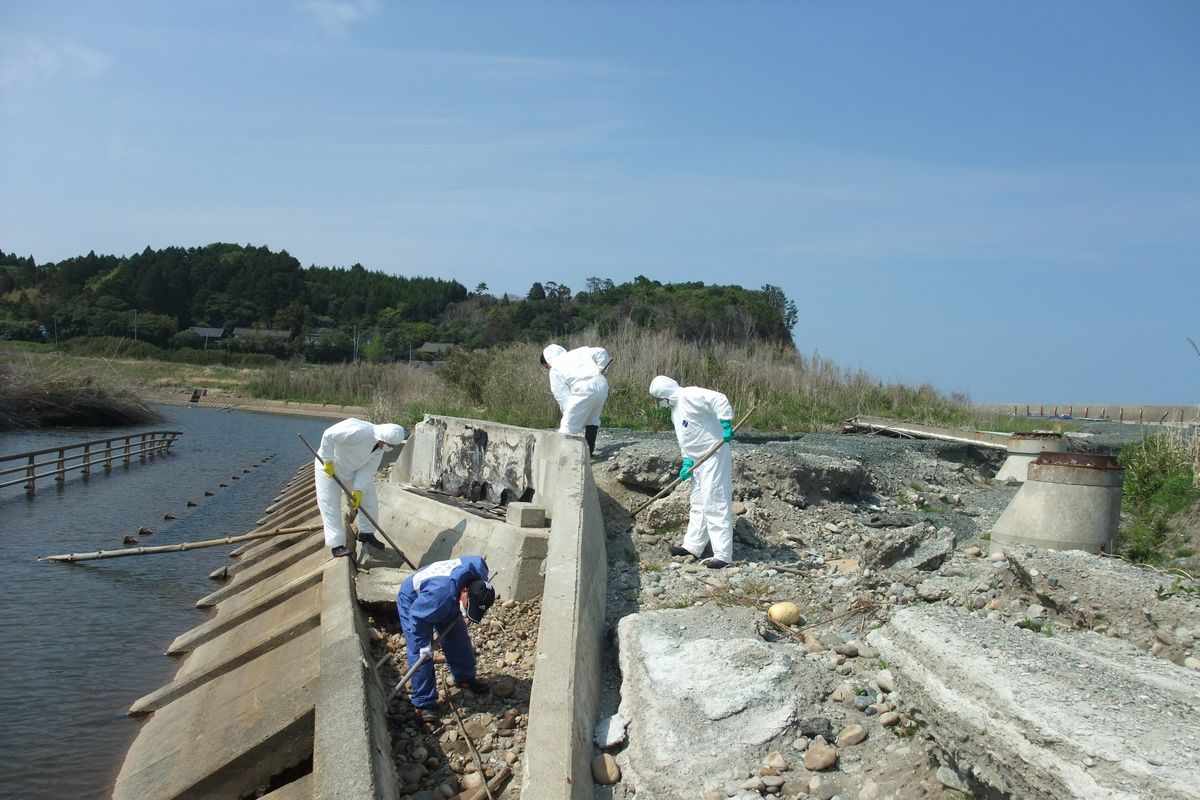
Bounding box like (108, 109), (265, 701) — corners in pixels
(374, 487), (549, 603)
(395, 415), (540, 505)
(313, 559), (400, 800)
(521, 430), (608, 799)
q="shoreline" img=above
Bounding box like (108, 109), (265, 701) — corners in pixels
(147, 389), (369, 421)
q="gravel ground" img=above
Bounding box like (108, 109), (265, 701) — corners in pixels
(367, 596), (542, 800)
(587, 422), (1200, 799)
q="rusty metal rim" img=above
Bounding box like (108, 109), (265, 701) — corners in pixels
(1032, 452), (1121, 470)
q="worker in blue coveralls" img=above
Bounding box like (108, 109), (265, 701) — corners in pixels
(397, 555), (496, 723)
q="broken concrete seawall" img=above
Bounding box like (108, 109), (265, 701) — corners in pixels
(113, 414), (607, 799)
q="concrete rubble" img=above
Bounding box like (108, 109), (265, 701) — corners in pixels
(869, 604), (1200, 800)
(590, 426), (1200, 799)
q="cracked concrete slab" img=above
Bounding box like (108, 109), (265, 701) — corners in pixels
(616, 606), (836, 798)
(867, 604), (1200, 800)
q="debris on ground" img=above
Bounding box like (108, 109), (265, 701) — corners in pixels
(366, 597), (542, 800)
(590, 427), (1200, 799)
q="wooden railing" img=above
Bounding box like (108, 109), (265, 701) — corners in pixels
(0, 431), (183, 496)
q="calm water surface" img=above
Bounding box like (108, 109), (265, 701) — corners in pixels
(0, 405), (331, 799)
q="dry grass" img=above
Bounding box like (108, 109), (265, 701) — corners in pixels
(0, 360), (164, 430)
(3, 326), (979, 433)
(488, 322), (973, 431)
(250, 323), (977, 433)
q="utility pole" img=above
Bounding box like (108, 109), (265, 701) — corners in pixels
(132, 309), (138, 341)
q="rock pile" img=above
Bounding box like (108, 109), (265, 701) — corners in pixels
(590, 428), (1200, 799)
(367, 596), (542, 800)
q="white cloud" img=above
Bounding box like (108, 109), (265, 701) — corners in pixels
(0, 34), (110, 89)
(304, 0), (380, 33)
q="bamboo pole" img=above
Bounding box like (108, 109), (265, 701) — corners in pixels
(442, 673), (496, 800)
(299, 433), (417, 569)
(384, 618), (462, 702)
(38, 524), (321, 563)
(630, 403), (757, 518)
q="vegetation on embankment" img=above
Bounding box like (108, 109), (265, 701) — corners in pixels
(1113, 338), (1200, 566)
(0, 358), (164, 430)
(8, 332), (1197, 569)
(247, 323), (976, 433)
(1117, 430), (1200, 565)
(4, 325), (974, 432)
(361, 331), (1083, 436)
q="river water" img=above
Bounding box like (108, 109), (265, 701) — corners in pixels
(0, 405), (332, 800)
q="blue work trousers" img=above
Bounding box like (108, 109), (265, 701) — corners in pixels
(397, 597), (477, 709)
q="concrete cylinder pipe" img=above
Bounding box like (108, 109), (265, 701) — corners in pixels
(994, 432), (1068, 483)
(990, 452), (1123, 555)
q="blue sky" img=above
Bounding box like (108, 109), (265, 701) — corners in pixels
(2, 1), (1197, 403)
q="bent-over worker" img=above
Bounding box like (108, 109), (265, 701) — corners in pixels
(540, 343), (610, 455)
(314, 418), (405, 558)
(649, 375), (736, 569)
(397, 555), (496, 722)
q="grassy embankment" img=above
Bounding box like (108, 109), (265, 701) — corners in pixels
(6, 330), (1195, 564)
(245, 324), (977, 433)
(1117, 429), (1200, 565)
(1114, 341), (1200, 567)
(1, 329), (1100, 433)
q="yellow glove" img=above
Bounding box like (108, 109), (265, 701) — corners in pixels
(323, 461), (335, 478)
(350, 489), (363, 510)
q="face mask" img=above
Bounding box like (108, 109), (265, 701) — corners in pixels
(657, 398), (671, 409)
(460, 599), (470, 621)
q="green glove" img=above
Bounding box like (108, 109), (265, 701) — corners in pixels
(350, 489), (363, 510)
(679, 458), (695, 480)
(323, 461), (335, 478)
(721, 419), (734, 442)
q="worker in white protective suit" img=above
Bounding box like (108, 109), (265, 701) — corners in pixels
(540, 343), (611, 456)
(649, 376), (736, 569)
(314, 418), (406, 558)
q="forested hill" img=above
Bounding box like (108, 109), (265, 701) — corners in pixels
(0, 243), (798, 361)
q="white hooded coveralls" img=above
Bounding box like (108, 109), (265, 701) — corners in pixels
(543, 345), (610, 435)
(649, 376), (735, 562)
(314, 418), (405, 548)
